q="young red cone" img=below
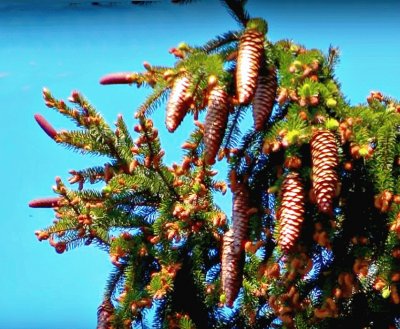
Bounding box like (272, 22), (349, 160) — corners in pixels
(34, 114), (57, 140)
(29, 197), (61, 208)
(165, 76), (191, 132)
(221, 183), (250, 306)
(311, 130), (339, 214)
(277, 172), (305, 252)
(99, 72), (136, 85)
(252, 66), (277, 131)
(97, 298), (114, 329)
(236, 22), (266, 104)
(204, 85), (230, 165)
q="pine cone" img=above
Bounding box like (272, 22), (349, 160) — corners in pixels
(165, 76), (191, 132)
(277, 172), (305, 252)
(252, 66), (277, 131)
(236, 29), (265, 104)
(311, 130), (339, 214)
(221, 183), (250, 306)
(97, 298), (114, 329)
(204, 85), (230, 165)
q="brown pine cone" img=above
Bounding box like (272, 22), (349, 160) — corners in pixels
(165, 75), (191, 132)
(277, 172), (305, 252)
(204, 85), (230, 165)
(221, 183), (250, 306)
(236, 29), (265, 104)
(311, 130), (339, 214)
(252, 66), (277, 131)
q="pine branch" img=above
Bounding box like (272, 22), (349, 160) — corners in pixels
(57, 130), (115, 157)
(229, 129), (259, 175)
(105, 264), (128, 299)
(220, 0), (250, 27)
(135, 82), (169, 118)
(369, 123), (397, 192)
(138, 117), (180, 199)
(200, 31), (240, 54)
(68, 166), (105, 186)
(222, 105), (247, 150)
(326, 45), (340, 73)
(115, 114), (135, 163)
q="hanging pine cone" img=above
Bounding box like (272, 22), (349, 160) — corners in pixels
(277, 172), (305, 253)
(231, 183), (251, 249)
(221, 183), (250, 306)
(221, 229), (243, 307)
(252, 66), (277, 131)
(236, 21), (266, 104)
(204, 85), (230, 165)
(165, 75), (191, 132)
(311, 130), (339, 214)
(97, 298), (114, 329)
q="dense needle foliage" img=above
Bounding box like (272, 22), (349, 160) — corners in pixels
(30, 1), (400, 328)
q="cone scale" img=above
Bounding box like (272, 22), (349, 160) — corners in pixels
(277, 172), (305, 252)
(311, 130), (339, 214)
(204, 85), (230, 165)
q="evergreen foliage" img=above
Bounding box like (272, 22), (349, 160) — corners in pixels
(30, 1), (400, 328)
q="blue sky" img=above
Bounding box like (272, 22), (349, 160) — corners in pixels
(0, 0), (399, 328)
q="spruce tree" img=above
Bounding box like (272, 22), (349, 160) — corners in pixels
(29, 1), (400, 328)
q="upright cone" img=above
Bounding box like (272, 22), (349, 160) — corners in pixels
(166, 76), (191, 132)
(204, 85), (230, 165)
(221, 183), (250, 307)
(236, 26), (265, 104)
(311, 130), (339, 214)
(277, 172), (305, 252)
(252, 66), (277, 131)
